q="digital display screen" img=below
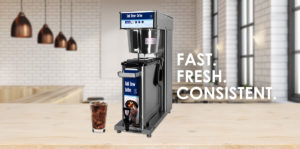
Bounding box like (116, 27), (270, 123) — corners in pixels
(121, 12), (155, 29)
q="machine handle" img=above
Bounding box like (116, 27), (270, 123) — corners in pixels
(153, 64), (160, 86)
(118, 71), (141, 78)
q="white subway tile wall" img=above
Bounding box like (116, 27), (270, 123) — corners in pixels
(161, 0), (197, 81)
(202, 0), (212, 56)
(225, 0), (238, 88)
(196, 0), (211, 74)
(218, 0), (227, 86)
(254, 0), (288, 101)
(270, 0), (288, 101)
(254, 0), (272, 92)
(0, 0), (289, 101)
(0, 0), (198, 101)
(0, 0), (121, 101)
(196, 0), (203, 51)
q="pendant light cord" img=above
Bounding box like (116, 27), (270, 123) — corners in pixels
(71, 0), (73, 37)
(21, 0), (23, 12)
(60, 0), (62, 31)
(44, 0), (47, 24)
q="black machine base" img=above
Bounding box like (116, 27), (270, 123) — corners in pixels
(114, 112), (167, 138)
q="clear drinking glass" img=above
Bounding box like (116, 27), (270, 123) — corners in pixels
(90, 100), (107, 133)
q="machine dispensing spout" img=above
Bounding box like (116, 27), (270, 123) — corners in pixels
(123, 107), (131, 131)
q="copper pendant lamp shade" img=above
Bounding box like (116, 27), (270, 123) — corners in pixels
(55, 0), (67, 48)
(66, 0), (77, 51)
(38, 0), (53, 44)
(66, 37), (77, 51)
(11, 0), (32, 38)
(55, 32), (67, 48)
(38, 24), (54, 44)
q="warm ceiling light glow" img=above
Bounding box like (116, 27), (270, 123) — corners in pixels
(216, 44), (220, 50)
(253, 29), (265, 48)
(193, 48), (201, 54)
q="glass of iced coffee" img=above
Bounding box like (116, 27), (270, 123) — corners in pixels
(90, 100), (107, 133)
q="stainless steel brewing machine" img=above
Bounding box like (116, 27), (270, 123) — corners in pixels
(114, 11), (173, 137)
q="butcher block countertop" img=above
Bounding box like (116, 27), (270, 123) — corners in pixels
(0, 86), (83, 104)
(0, 103), (300, 149)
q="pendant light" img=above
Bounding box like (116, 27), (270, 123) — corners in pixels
(55, 0), (67, 48)
(66, 0), (77, 51)
(11, 0), (32, 38)
(38, 0), (53, 44)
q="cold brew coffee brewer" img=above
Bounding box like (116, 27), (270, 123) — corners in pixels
(114, 11), (173, 137)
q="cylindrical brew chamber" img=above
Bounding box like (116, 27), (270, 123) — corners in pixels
(127, 29), (165, 54)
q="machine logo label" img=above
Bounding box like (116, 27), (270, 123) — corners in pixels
(121, 12), (154, 29)
(123, 69), (140, 125)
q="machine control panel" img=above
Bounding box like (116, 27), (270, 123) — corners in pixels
(120, 11), (155, 29)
